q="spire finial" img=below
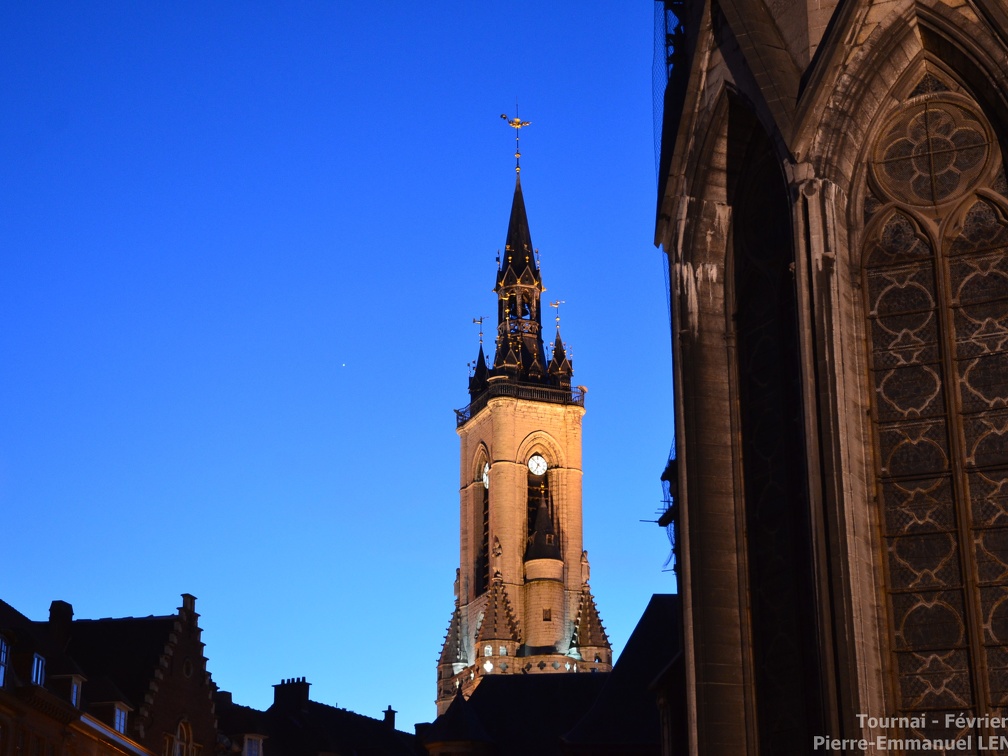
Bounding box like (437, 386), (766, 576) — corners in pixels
(501, 105), (531, 174)
(550, 300), (565, 333)
(473, 316), (486, 345)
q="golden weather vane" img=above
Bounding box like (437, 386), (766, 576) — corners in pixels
(501, 108), (531, 174)
(473, 316), (486, 345)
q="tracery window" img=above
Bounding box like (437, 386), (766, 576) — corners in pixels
(863, 82), (1008, 733)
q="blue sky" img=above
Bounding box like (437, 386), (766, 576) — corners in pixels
(1, 2), (674, 729)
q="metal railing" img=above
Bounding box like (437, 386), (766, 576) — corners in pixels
(455, 382), (585, 427)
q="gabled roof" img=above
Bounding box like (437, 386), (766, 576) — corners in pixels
(474, 578), (520, 644)
(56, 615), (176, 711)
(215, 689), (422, 756)
(421, 690), (494, 746)
(0, 598), (83, 689)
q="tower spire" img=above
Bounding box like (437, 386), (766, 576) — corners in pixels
(490, 111), (552, 383)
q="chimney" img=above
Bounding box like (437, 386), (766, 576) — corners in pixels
(272, 677), (311, 711)
(383, 705), (396, 729)
(49, 600), (74, 648)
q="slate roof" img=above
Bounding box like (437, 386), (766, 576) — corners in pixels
(421, 673), (609, 756)
(53, 615), (176, 709)
(216, 687), (423, 756)
(563, 594), (683, 751)
(438, 603), (464, 667)
(547, 331), (572, 381)
(421, 690), (493, 746)
(524, 500), (562, 562)
(0, 598), (82, 687)
(570, 588), (610, 651)
(501, 175), (536, 269)
(474, 577), (521, 644)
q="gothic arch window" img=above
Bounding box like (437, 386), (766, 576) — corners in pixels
(474, 451), (490, 596)
(167, 722), (193, 756)
(526, 453), (559, 547)
(863, 81), (1008, 726)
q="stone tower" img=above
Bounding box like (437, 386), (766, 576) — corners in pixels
(654, 0), (1008, 753)
(436, 167), (611, 716)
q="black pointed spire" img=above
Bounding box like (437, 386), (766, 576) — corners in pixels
(493, 175), (548, 382)
(548, 330), (572, 386)
(503, 176), (535, 267)
(525, 498), (562, 561)
(469, 343), (489, 400)
(456, 127), (585, 429)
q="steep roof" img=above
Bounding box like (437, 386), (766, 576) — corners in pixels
(524, 499), (562, 562)
(563, 594), (683, 749)
(58, 615), (175, 710)
(470, 674), (609, 755)
(503, 175), (534, 264)
(421, 690), (493, 746)
(0, 598), (82, 688)
(474, 578), (520, 644)
(547, 331), (572, 381)
(438, 604), (464, 667)
(570, 587), (610, 651)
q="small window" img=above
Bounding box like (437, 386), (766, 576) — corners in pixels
(499, 646), (507, 656)
(543, 609), (551, 622)
(31, 654), (45, 685)
(70, 678), (81, 707)
(114, 705), (128, 734)
(484, 645), (492, 657)
(545, 534), (554, 545)
(0, 637), (8, 687)
(243, 736), (262, 756)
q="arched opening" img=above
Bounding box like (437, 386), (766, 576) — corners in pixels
(474, 451), (490, 596)
(862, 73), (1008, 726)
(731, 109), (824, 753)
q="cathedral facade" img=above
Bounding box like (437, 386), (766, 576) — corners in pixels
(436, 165), (611, 716)
(655, 0), (1008, 753)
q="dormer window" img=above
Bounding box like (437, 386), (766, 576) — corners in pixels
(243, 736), (263, 756)
(0, 637), (8, 687)
(70, 677), (82, 707)
(31, 654), (45, 685)
(114, 705), (128, 734)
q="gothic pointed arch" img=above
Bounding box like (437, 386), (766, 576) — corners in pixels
(471, 444), (491, 597)
(859, 61), (1008, 733)
(729, 106), (825, 754)
(514, 431), (565, 470)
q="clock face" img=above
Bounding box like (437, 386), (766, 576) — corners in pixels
(482, 462), (490, 489)
(527, 454), (548, 476)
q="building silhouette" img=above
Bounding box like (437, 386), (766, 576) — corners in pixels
(0, 595), (217, 756)
(654, 0), (1008, 752)
(435, 157), (612, 715)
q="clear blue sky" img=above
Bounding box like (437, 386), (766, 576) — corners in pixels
(1, 2), (674, 730)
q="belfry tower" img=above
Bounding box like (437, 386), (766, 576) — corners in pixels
(436, 124), (611, 714)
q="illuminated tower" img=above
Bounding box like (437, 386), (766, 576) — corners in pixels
(436, 121), (611, 715)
